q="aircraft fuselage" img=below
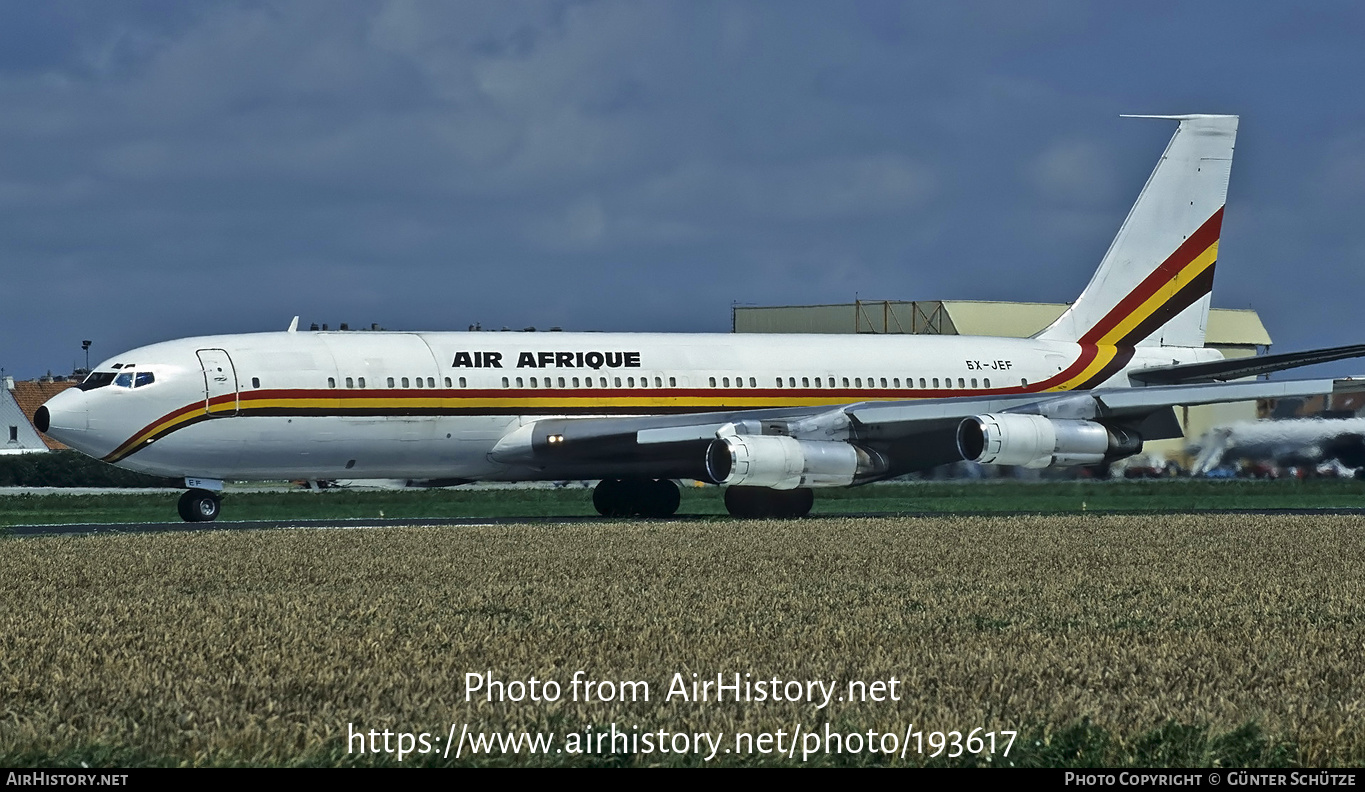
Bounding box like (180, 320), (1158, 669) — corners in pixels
(39, 329), (1215, 482)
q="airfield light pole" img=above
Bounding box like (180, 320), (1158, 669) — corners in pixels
(82, 340), (91, 372)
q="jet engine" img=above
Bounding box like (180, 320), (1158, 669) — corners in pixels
(957, 413), (1142, 469)
(705, 434), (884, 489)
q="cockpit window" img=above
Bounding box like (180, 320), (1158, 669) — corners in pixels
(114, 373), (134, 388)
(77, 372), (116, 391)
(134, 372), (155, 387)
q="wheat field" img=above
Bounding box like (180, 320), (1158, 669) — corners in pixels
(2, 514), (1363, 766)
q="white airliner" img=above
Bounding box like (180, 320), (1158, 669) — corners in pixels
(37, 114), (1365, 521)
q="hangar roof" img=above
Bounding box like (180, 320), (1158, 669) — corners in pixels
(732, 301), (1272, 347)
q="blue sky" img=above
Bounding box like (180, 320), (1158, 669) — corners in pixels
(2, 1), (1363, 378)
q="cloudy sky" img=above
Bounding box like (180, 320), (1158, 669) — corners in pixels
(2, 1), (1364, 379)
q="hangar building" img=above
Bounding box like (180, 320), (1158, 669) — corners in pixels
(732, 300), (1272, 463)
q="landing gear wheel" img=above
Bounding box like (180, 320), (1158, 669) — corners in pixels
(593, 479), (626, 516)
(724, 487), (813, 519)
(643, 478), (681, 518)
(177, 489), (221, 522)
(593, 478), (681, 518)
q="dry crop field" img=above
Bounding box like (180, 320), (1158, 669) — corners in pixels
(2, 514), (1364, 767)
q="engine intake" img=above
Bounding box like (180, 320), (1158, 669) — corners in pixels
(706, 434), (884, 489)
(957, 413), (1142, 469)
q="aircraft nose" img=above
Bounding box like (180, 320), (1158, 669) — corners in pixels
(38, 389), (90, 441)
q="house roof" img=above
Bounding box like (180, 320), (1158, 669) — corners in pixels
(10, 380), (78, 450)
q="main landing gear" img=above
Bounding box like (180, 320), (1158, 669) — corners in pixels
(593, 478), (681, 518)
(723, 486), (814, 519)
(177, 488), (221, 522)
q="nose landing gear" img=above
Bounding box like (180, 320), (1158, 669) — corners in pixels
(177, 489), (221, 522)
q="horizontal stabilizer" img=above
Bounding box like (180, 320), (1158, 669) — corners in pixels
(1128, 344), (1365, 386)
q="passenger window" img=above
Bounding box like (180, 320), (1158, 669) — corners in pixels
(358, 377), (366, 388)
(529, 377), (538, 388)
(502, 377), (509, 388)
(328, 377), (336, 389)
(749, 377), (755, 387)
(387, 377), (395, 388)
(813, 377), (822, 388)
(600, 377), (608, 387)
(971, 378), (978, 388)
(789, 377), (796, 387)
(516, 377), (524, 387)
(414, 377), (423, 389)
(854, 378), (861, 388)
(802, 377), (809, 387)
(669, 377), (676, 387)
(722, 377), (729, 387)
(1021, 378), (1028, 386)
(614, 377), (622, 387)
(710, 377), (717, 387)
(629, 377), (637, 387)
(558, 377), (566, 388)
(984, 378), (991, 388)
(445, 377), (452, 387)
(894, 378), (900, 388)
(458, 377), (466, 388)
(137, 372), (157, 388)
(345, 377), (354, 388)
(428, 377), (435, 388)
(880, 378), (887, 387)
(958, 378), (965, 388)
(932, 378), (939, 388)
(639, 378), (647, 388)
(919, 378), (926, 388)
(775, 378), (783, 388)
(401, 377), (410, 388)
(573, 377), (580, 387)
(656, 377), (663, 387)
(843, 378), (850, 387)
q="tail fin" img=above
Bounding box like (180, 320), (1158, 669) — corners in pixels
(1036, 114), (1238, 348)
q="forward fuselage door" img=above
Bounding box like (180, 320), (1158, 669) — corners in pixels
(196, 348), (239, 416)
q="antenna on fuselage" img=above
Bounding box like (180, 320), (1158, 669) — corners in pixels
(287, 316), (299, 333)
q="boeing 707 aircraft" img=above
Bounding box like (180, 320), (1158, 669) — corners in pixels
(36, 114), (1365, 521)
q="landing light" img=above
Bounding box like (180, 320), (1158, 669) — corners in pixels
(547, 434), (565, 445)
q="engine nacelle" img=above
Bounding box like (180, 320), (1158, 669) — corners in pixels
(957, 413), (1142, 469)
(705, 434), (883, 489)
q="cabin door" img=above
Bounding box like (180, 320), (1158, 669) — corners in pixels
(196, 349), (239, 416)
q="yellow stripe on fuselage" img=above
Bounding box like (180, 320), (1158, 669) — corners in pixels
(1045, 345), (1120, 392)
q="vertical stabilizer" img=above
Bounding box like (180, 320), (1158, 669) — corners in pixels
(1036, 114), (1237, 348)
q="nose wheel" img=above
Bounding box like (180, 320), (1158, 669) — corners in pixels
(177, 489), (222, 522)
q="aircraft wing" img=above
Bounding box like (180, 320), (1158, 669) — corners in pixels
(486, 376), (1365, 483)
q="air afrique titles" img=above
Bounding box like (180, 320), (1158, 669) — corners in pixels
(451, 351), (642, 369)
